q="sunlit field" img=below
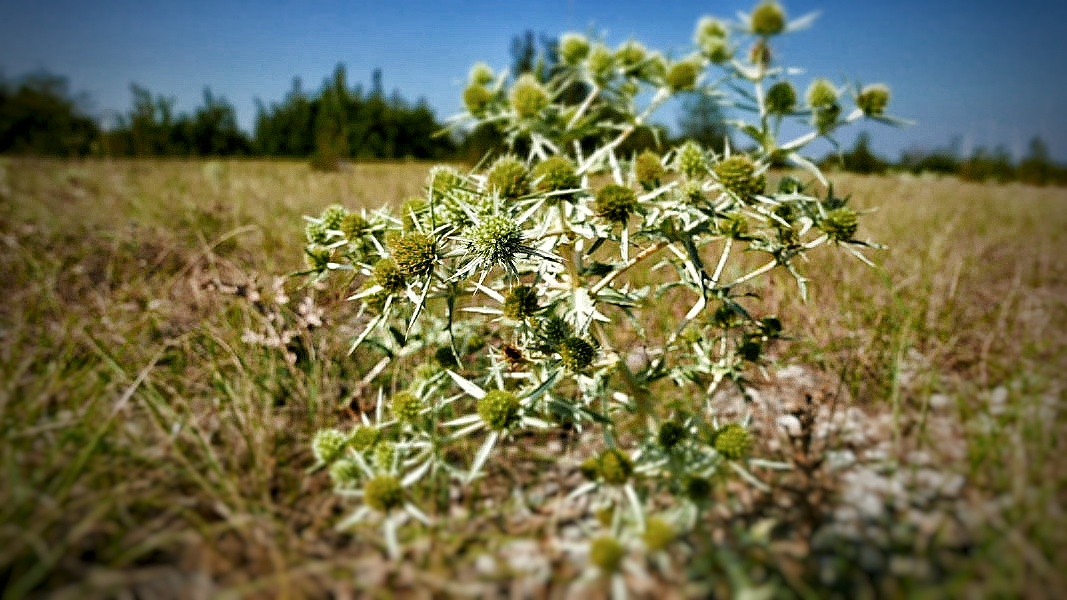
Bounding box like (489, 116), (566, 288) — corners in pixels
(2, 157), (1064, 597)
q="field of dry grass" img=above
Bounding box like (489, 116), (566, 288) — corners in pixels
(1, 157), (1064, 598)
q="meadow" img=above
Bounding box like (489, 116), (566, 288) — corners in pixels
(1, 157), (1064, 598)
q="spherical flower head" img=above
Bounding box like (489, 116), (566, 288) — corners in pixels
(589, 536), (625, 573)
(680, 180), (705, 204)
(340, 212), (370, 240)
(676, 140), (707, 179)
(305, 220), (329, 245)
(821, 206), (858, 242)
(579, 456), (600, 481)
(350, 426), (379, 452)
(713, 423), (752, 460)
(587, 45), (616, 84)
(329, 458), (362, 487)
(373, 441), (396, 470)
(312, 428), (348, 463)
(777, 175), (804, 194)
(857, 83), (890, 116)
(509, 74), (549, 119)
(684, 476), (712, 500)
(760, 316), (783, 338)
(694, 17), (732, 63)
(463, 84), (494, 117)
(503, 285), (539, 320)
(765, 81), (797, 114)
(634, 150), (665, 189)
(714, 155), (765, 201)
(594, 183), (637, 224)
(469, 62), (495, 86)
(614, 41), (647, 70)
(597, 448), (634, 485)
(469, 214), (524, 268)
(320, 204), (348, 230)
(478, 389), (521, 431)
(429, 166), (464, 198)
(559, 336), (596, 372)
(487, 156), (529, 199)
(639, 52), (668, 81)
(532, 156), (580, 199)
(665, 59), (700, 92)
(303, 245), (328, 270)
(806, 78), (838, 109)
(537, 315), (572, 350)
(559, 33), (591, 66)
(739, 338), (762, 362)
(364, 475), (404, 512)
(391, 391), (422, 424)
(642, 517), (675, 551)
(373, 258), (407, 294)
(434, 345), (459, 369)
(390, 232), (436, 279)
(658, 420), (686, 450)
(751, 2), (787, 36)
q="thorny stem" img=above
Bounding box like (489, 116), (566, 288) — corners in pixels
(567, 83), (601, 130)
(590, 240), (669, 295)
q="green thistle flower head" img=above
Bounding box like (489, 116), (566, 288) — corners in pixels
(821, 206), (859, 241)
(643, 517), (675, 551)
(428, 165), (465, 199)
(320, 204), (348, 230)
(463, 84), (494, 117)
(777, 175), (804, 194)
(469, 214), (524, 268)
(373, 441), (396, 470)
(559, 336), (596, 371)
(684, 476), (712, 500)
(665, 59), (700, 92)
(509, 74), (549, 118)
(694, 17), (732, 63)
(469, 62), (495, 86)
(588, 43), (615, 78)
(857, 83), (890, 116)
(594, 183), (637, 223)
(350, 426), (379, 452)
(329, 458), (361, 487)
(373, 258), (407, 294)
(751, 2), (787, 36)
(739, 338), (762, 362)
(713, 423), (752, 460)
(597, 448), (634, 485)
(305, 220), (329, 245)
(766, 81), (797, 114)
(532, 156), (580, 199)
(615, 40), (647, 70)
(806, 78), (838, 108)
(487, 156), (529, 199)
(658, 420), (686, 450)
(589, 536), (625, 572)
(579, 456), (600, 481)
(537, 315), (572, 350)
(390, 232), (436, 278)
(676, 140), (707, 179)
(363, 475), (404, 512)
(639, 52), (668, 81)
(634, 150), (665, 189)
(391, 391), (422, 423)
(304, 246), (331, 271)
(503, 285), (539, 320)
(714, 155), (765, 200)
(434, 345), (459, 369)
(478, 389), (521, 431)
(680, 180), (705, 204)
(312, 428), (348, 463)
(560, 33), (591, 66)
(340, 212), (370, 240)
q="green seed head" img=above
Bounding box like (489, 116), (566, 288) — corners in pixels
(373, 441), (396, 470)
(320, 204), (348, 230)
(714, 155), (765, 200)
(587, 45), (616, 84)
(751, 2), (787, 36)
(559, 336), (596, 372)
(680, 180), (705, 204)
(463, 84), (494, 117)
(487, 156), (529, 199)
(806, 78), (838, 108)
(684, 476), (712, 500)
(373, 258), (407, 294)
(857, 83), (890, 116)
(538, 315), (572, 350)
(694, 17), (732, 63)
(305, 220), (329, 245)
(643, 517), (675, 551)
(428, 166), (465, 199)
(676, 140), (707, 179)
(658, 421), (686, 450)
(665, 59), (700, 92)
(503, 285), (539, 320)
(391, 391), (422, 423)
(478, 389), (521, 431)
(532, 156), (580, 198)
(340, 212), (370, 240)
(312, 429), (348, 463)
(469, 62), (495, 86)
(634, 150), (665, 189)
(765, 81), (797, 114)
(713, 423), (752, 460)
(639, 52), (668, 81)
(469, 214), (524, 268)
(328, 458), (362, 487)
(614, 40), (647, 70)
(560, 33), (591, 66)
(594, 183), (637, 223)
(739, 338), (762, 362)
(350, 426), (379, 452)
(389, 232), (436, 278)
(597, 448), (634, 485)
(363, 475), (404, 512)
(304, 245), (331, 271)
(821, 207), (859, 241)
(579, 456), (601, 481)
(589, 536), (625, 572)
(777, 175), (804, 194)
(434, 345), (459, 369)
(509, 74), (549, 118)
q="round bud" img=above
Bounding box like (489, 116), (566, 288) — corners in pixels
(463, 84), (493, 117)
(559, 336), (596, 372)
(509, 74), (549, 118)
(694, 17), (732, 63)
(676, 140), (707, 179)
(391, 391), (422, 423)
(597, 448), (634, 485)
(665, 60), (700, 92)
(373, 258), (406, 294)
(340, 212), (370, 240)
(329, 458), (362, 486)
(658, 420), (686, 450)
(713, 423), (752, 460)
(363, 475), (404, 512)
(428, 166), (464, 197)
(805, 78), (838, 108)
(532, 156), (580, 199)
(373, 441), (396, 470)
(589, 536), (625, 572)
(684, 476), (712, 500)
(587, 45), (616, 84)
(487, 156), (529, 199)
(469, 214), (524, 268)
(350, 426), (379, 452)
(434, 345), (459, 369)
(751, 2), (787, 36)
(594, 183), (638, 223)
(478, 389), (521, 431)
(642, 517), (675, 551)
(777, 175), (803, 194)
(639, 52), (668, 81)
(615, 40), (647, 70)
(537, 315), (572, 350)
(469, 62), (495, 86)
(305, 220), (329, 245)
(680, 180), (705, 204)
(714, 155), (765, 200)
(389, 232), (436, 279)
(579, 456), (600, 481)
(739, 338), (762, 362)
(857, 83), (890, 116)
(765, 81), (797, 114)
(820, 207), (858, 241)
(503, 285), (539, 320)
(814, 103), (841, 134)
(320, 204), (348, 230)
(634, 150), (665, 189)
(560, 33), (591, 66)
(312, 428), (348, 463)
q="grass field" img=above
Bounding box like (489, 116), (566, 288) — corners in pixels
(1, 157), (1064, 598)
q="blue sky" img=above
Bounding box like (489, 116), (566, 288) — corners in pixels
(2, 0), (1065, 160)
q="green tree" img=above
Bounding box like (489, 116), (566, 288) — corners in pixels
(0, 71), (98, 155)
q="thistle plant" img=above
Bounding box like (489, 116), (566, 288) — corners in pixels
(301, 1), (900, 585)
